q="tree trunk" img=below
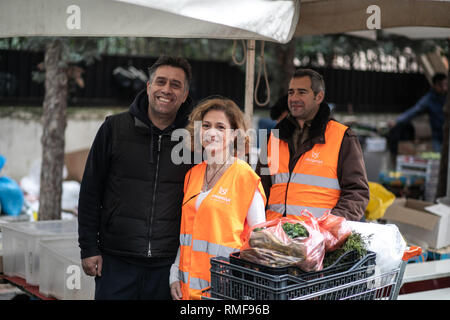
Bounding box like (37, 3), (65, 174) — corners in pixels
(38, 39), (68, 221)
(274, 40), (295, 99)
(436, 39), (450, 201)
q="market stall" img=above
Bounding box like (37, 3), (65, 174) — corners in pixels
(0, 0), (449, 300)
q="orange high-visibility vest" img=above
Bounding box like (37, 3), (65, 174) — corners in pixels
(179, 159), (266, 300)
(266, 120), (347, 220)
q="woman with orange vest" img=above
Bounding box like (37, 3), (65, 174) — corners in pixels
(169, 97), (266, 300)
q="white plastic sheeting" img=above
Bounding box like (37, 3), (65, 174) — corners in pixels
(0, 0), (300, 43)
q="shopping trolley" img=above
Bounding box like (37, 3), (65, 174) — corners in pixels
(207, 246), (421, 300)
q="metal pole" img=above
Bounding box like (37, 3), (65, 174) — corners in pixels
(245, 39), (256, 126)
(442, 120), (450, 205)
(437, 38), (450, 206)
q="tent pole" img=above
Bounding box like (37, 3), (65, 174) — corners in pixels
(437, 38), (450, 206)
(245, 39), (256, 126)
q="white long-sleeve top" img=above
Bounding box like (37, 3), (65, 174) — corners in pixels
(169, 189), (266, 285)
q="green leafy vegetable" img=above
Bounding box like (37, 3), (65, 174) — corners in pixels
(282, 222), (309, 239)
(323, 232), (369, 268)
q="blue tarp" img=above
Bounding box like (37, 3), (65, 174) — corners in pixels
(0, 154), (24, 216)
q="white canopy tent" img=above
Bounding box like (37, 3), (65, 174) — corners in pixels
(0, 0), (299, 42)
(1, 0), (450, 115)
(0, 0), (301, 120)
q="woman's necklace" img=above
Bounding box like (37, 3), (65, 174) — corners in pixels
(204, 156), (231, 191)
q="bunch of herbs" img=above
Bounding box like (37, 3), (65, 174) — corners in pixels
(323, 232), (370, 268)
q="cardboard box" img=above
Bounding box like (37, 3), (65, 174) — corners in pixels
(64, 149), (89, 182)
(412, 119), (432, 140)
(398, 141), (433, 156)
(384, 198), (450, 249)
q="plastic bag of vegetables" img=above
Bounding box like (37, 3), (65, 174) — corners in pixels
(240, 216), (326, 272)
(317, 212), (352, 252)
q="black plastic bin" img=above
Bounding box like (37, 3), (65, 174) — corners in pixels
(210, 251), (376, 300)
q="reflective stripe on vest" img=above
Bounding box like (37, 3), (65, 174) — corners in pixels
(180, 233), (192, 247)
(192, 239), (239, 258)
(267, 203), (331, 217)
(271, 172), (340, 190)
(179, 270), (210, 291)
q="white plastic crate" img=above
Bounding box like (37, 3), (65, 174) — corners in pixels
(0, 220), (78, 285)
(365, 137), (387, 152)
(396, 155), (440, 201)
(39, 237), (94, 300)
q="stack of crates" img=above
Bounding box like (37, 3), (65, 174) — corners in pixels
(396, 155), (440, 202)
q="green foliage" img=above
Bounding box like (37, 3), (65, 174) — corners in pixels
(1, 34), (447, 106)
(323, 232), (370, 268)
(282, 222), (309, 238)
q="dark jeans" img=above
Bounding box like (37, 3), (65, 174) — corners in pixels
(95, 254), (171, 300)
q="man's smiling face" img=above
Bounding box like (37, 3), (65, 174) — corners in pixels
(147, 65), (188, 119)
(288, 76), (323, 124)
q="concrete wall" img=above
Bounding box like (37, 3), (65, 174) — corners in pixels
(0, 108), (125, 182)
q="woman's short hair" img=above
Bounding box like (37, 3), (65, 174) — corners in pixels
(186, 97), (250, 156)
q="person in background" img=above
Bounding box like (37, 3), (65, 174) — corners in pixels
(270, 94), (289, 123)
(78, 56), (194, 300)
(257, 95), (289, 147)
(170, 97), (266, 300)
(257, 68), (369, 222)
(389, 72), (448, 152)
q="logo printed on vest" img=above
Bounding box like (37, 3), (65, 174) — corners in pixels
(211, 187), (231, 204)
(305, 151), (323, 164)
(218, 187), (228, 195)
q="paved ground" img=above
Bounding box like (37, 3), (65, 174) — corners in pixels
(0, 282), (24, 300)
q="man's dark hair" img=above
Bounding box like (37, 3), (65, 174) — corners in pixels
(432, 72), (447, 85)
(148, 55), (192, 91)
(292, 68), (325, 96)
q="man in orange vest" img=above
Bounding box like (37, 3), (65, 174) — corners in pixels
(257, 68), (369, 221)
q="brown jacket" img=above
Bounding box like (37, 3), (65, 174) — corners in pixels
(257, 102), (369, 221)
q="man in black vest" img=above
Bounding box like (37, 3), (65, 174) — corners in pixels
(78, 56), (194, 299)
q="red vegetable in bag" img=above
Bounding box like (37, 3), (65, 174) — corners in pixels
(317, 211), (352, 252)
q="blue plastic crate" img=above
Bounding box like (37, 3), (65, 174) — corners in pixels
(427, 247), (450, 261)
(407, 251), (428, 263)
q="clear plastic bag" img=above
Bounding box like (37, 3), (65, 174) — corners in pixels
(347, 221), (407, 274)
(240, 215), (326, 272)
